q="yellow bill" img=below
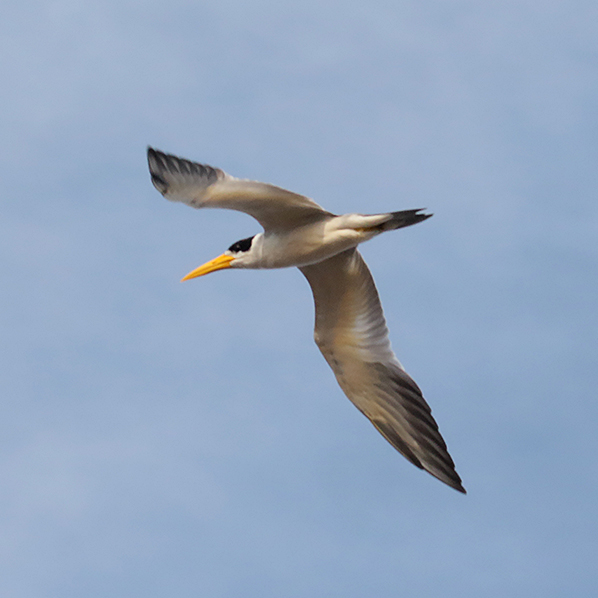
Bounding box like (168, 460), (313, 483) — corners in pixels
(181, 254), (235, 281)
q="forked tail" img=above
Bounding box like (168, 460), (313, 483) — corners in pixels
(371, 209), (432, 232)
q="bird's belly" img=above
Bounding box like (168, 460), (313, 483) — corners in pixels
(260, 226), (363, 269)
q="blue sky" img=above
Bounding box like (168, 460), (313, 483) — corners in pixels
(1, 1), (597, 596)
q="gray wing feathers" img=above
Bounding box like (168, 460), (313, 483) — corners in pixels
(300, 249), (395, 364)
(147, 147), (331, 230)
(148, 147), (226, 205)
(300, 249), (465, 493)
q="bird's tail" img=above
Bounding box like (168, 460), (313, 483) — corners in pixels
(338, 209), (432, 235)
(375, 209), (432, 232)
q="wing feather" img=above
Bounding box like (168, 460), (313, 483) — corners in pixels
(300, 249), (465, 493)
(147, 147), (331, 230)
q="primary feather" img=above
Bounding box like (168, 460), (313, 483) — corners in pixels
(300, 249), (465, 493)
(148, 147), (465, 493)
(148, 147), (331, 230)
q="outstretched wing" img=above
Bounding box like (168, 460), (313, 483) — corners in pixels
(147, 147), (332, 231)
(300, 249), (465, 493)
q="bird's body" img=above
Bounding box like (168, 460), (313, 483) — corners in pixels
(225, 214), (405, 269)
(147, 147), (465, 493)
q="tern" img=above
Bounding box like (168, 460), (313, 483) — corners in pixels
(147, 147), (465, 493)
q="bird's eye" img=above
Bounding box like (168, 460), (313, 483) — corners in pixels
(228, 236), (255, 253)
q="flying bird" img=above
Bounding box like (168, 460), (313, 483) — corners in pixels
(147, 147), (465, 493)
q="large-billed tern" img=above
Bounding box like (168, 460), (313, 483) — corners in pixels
(148, 147), (465, 493)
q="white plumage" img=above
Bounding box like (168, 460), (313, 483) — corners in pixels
(148, 147), (465, 493)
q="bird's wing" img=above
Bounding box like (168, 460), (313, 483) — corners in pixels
(300, 249), (465, 493)
(147, 148), (332, 231)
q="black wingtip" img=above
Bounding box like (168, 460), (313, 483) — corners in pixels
(427, 467), (466, 494)
(150, 172), (168, 192)
(447, 474), (467, 494)
(147, 146), (169, 163)
(147, 146), (160, 165)
(147, 147), (170, 194)
(442, 468), (466, 494)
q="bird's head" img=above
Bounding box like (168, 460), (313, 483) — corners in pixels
(181, 235), (257, 281)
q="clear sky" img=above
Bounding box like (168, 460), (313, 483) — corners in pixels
(1, 1), (597, 596)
